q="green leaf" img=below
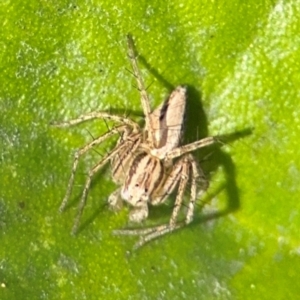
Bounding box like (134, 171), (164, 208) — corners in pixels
(1, 0), (300, 299)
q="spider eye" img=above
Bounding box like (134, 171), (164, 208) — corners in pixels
(145, 188), (148, 193)
(135, 183), (139, 187)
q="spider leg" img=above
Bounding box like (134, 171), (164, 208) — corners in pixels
(59, 125), (129, 212)
(72, 140), (134, 234)
(51, 111), (139, 132)
(168, 156), (190, 226)
(133, 223), (183, 250)
(126, 34), (154, 147)
(185, 154), (208, 224)
(110, 131), (142, 184)
(164, 136), (218, 160)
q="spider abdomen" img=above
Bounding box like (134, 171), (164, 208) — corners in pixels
(121, 153), (163, 207)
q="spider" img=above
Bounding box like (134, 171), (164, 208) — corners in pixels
(53, 35), (218, 249)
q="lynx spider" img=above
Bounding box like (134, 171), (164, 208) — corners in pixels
(53, 35), (218, 249)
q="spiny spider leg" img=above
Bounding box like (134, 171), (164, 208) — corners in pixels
(165, 136), (218, 160)
(51, 111), (139, 132)
(72, 139), (140, 234)
(59, 125), (129, 212)
(133, 224), (183, 250)
(185, 156), (201, 224)
(126, 34), (155, 147)
(168, 156), (190, 227)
